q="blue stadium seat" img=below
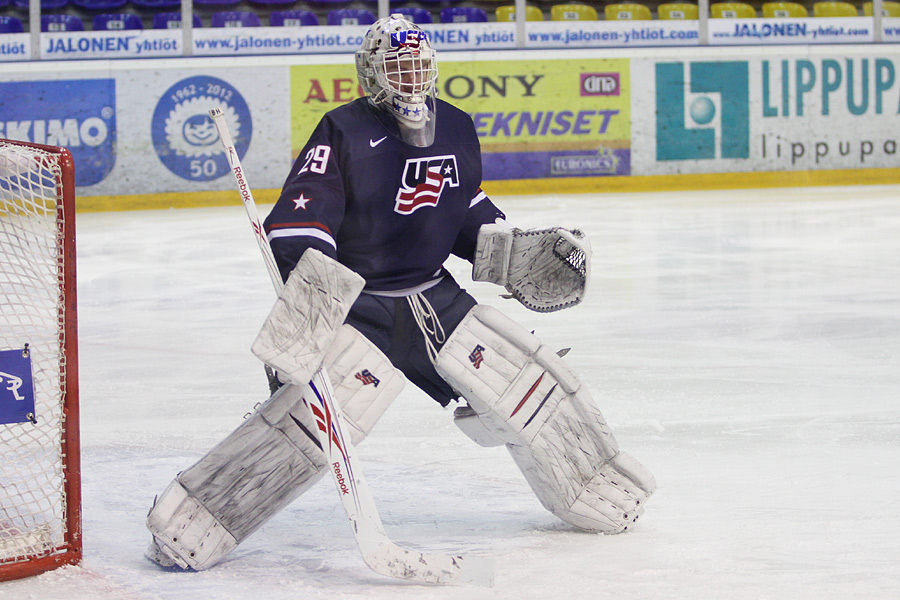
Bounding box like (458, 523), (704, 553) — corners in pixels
(194, 0), (241, 7)
(211, 11), (261, 27)
(270, 10), (319, 26)
(132, 0), (181, 8)
(394, 7), (433, 22)
(73, 0), (127, 10)
(441, 6), (488, 22)
(42, 14), (85, 31)
(92, 13), (144, 30)
(152, 12), (203, 28)
(0, 16), (24, 33)
(327, 8), (376, 25)
(0, 0), (7, 8)
(14, 0), (69, 9)
(248, 0), (296, 5)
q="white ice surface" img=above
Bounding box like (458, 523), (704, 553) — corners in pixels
(2, 186), (899, 599)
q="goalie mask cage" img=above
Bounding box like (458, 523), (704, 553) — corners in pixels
(0, 139), (82, 580)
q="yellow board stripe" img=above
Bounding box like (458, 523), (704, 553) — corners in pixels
(76, 189), (283, 213)
(76, 168), (900, 212)
(482, 169), (900, 196)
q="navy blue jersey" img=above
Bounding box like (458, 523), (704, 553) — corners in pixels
(264, 97), (505, 292)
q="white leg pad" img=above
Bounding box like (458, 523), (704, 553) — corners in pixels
(435, 305), (656, 534)
(453, 405), (505, 448)
(147, 325), (403, 570)
(147, 480), (238, 570)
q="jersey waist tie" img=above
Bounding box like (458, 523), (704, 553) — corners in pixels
(406, 291), (445, 365)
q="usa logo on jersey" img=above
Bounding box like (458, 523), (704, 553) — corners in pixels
(394, 155), (459, 214)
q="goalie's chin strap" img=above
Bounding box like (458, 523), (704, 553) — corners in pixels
(406, 292), (445, 364)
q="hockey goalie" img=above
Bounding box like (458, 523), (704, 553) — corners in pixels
(146, 14), (656, 572)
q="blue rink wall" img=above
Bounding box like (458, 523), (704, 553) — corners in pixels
(2, 45), (900, 211)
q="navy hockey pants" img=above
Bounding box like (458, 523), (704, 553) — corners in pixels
(345, 276), (476, 407)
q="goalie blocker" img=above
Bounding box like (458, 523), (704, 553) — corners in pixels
(435, 305), (656, 533)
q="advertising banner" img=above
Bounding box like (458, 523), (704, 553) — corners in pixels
(631, 49), (900, 175)
(709, 16), (874, 45)
(0, 59), (290, 200)
(522, 21), (699, 48)
(41, 30), (183, 60)
(0, 33), (29, 62)
(0, 78), (116, 186)
(883, 17), (900, 41)
(5, 21), (700, 63)
(290, 57), (632, 180)
(108, 64), (290, 196)
(2, 19), (900, 64)
(190, 25), (367, 56)
(0, 348), (35, 426)
(1, 47), (898, 207)
(193, 23), (517, 54)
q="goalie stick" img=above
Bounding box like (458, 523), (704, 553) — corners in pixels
(209, 107), (493, 586)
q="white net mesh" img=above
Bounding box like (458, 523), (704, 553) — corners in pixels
(0, 141), (70, 565)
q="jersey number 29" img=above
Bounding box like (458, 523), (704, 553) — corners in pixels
(298, 145), (331, 175)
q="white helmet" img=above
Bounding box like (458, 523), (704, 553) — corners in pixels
(356, 14), (437, 132)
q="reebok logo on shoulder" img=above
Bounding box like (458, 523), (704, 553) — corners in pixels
(370, 136), (387, 148)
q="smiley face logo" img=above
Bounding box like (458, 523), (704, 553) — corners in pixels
(152, 76), (252, 181)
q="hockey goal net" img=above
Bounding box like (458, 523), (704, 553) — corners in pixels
(0, 139), (82, 580)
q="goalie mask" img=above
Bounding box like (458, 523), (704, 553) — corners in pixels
(356, 14), (437, 147)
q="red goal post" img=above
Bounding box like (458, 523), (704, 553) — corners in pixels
(0, 139), (82, 580)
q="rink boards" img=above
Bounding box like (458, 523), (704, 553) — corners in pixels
(1, 45), (899, 210)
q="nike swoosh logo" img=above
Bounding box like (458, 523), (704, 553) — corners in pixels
(370, 136), (387, 148)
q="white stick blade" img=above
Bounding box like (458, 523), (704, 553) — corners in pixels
(364, 543), (494, 587)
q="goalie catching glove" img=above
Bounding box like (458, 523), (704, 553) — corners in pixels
(473, 222), (591, 313)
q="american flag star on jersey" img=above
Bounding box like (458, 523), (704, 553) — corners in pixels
(292, 193), (312, 210)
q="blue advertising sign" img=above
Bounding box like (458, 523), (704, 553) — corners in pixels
(151, 76), (252, 182)
(0, 79), (117, 186)
(0, 348), (36, 425)
(656, 61), (750, 161)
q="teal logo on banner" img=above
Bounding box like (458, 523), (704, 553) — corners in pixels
(0, 348), (35, 425)
(0, 79), (117, 186)
(656, 62), (749, 161)
(152, 76), (252, 182)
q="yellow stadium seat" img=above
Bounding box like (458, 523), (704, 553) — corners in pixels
(813, 1), (858, 15)
(863, 0), (900, 15)
(604, 2), (652, 19)
(762, 1), (809, 16)
(710, 2), (758, 16)
(550, 4), (599, 19)
(496, 5), (545, 20)
(658, 2), (700, 18)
